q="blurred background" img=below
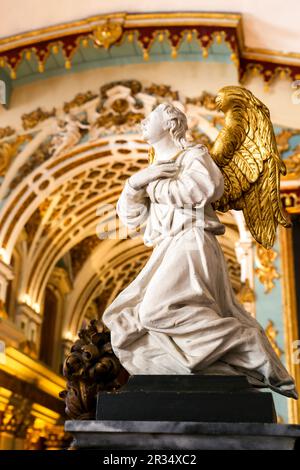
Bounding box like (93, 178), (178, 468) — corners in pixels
(0, 0), (299, 449)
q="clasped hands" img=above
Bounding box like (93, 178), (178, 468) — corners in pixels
(128, 161), (179, 191)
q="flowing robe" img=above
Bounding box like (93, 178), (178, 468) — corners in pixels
(102, 144), (298, 399)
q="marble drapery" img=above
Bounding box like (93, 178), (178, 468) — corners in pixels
(102, 144), (298, 399)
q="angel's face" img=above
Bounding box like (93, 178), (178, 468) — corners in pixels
(141, 107), (168, 144)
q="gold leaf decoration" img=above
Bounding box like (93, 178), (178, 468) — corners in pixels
(211, 86), (291, 249)
(265, 320), (283, 358)
(255, 244), (280, 293)
(92, 22), (123, 49)
(22, 107), (56, 130)
(0, 134), (31, 176)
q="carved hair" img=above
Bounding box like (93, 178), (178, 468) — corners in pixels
(156, 103), (188, 149)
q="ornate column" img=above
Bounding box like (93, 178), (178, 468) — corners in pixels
(0, 393), (34, 450)
(43, 425), (72, 450)
(15, 303), (41, 358)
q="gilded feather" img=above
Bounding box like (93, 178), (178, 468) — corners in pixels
(211, 86), (291, 249)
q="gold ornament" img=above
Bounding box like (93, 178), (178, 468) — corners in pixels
(92, 22), (123, 49)
(21, 107), (56, 130)
(202, 47), (208, 58)
(0, 126), (15, 139)
(236, 279), (255, 304)
(65, 59), (71, 70)
(0, 299), (8, 319)
(255, 244), (280, 293)
(211, 86), (291, 249)
(283, 149), (300, 179)
(0, 134), (31, 176)
(38, 61), (44, 73)
(265, 320), (283, 358)
(171, 47), (177, 59)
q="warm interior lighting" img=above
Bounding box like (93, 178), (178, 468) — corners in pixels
(0, 247), (9, 264)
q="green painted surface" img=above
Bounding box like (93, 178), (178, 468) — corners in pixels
(254, 236), (289, 422)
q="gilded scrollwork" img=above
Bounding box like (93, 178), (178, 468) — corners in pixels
(255, 244), (280, 293)
(0, 126), (15, 140)
(0, 12), (299, 87)
(281, 191), (300, 213)
(265, 320), (283, 358)
(144, 83), (179, 101)
(186, 91), (219, 111)
(283, 147), (300, 179)
(22, 107), (56, 130)
(0, 134), (31, 176)
(275, 129), (299, 154)
(236, 279), (256, 304)
(92, 22), (123, 49)
(63, 91), (98, 113)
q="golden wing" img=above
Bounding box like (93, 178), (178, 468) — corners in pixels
(210, 85), (291, 249)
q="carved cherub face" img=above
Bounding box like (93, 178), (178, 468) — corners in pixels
(141, 107), (168, 144)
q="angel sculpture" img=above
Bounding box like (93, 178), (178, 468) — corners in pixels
(102, 86), (298, 399)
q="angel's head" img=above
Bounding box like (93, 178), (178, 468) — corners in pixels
(141, 103), (188, 149)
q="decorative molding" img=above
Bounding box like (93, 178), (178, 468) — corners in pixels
(255, 244), (280, 294)
(0, 134), (32, 177)
(284, 150), (300, 180)
(281, 190), (300, 214)
(279, 226), (300, 424)
(21, 108), (56, 131)
(236, 279), (255, 304)
(0, 12), (299, 86)
(265, 320), (283, 358)
(0, 126), (15, 139)
(276, 128), (300, 215)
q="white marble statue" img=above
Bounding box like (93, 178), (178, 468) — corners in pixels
(102, 89), (298, 400)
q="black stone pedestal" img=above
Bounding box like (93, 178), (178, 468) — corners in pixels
(65, 420), (300, 450)
(66, 376), (300, 450)
(96, 375), (277, 423)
